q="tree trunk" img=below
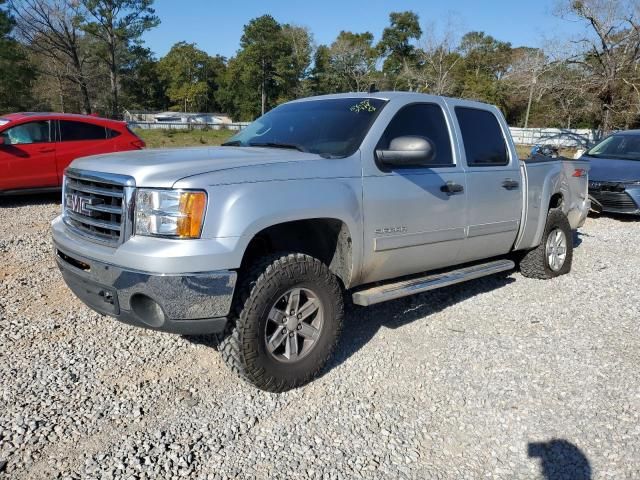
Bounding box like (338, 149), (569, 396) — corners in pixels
(56, 74), (66, 113)
(261, 59), (266, 115)
(70, 49), (91, 114)
(524, 81), (535, 128)
(109, 41), (119, 118)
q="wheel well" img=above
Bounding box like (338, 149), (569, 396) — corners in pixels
(549, 193), (563, 210)
(241, 219), (353, 287)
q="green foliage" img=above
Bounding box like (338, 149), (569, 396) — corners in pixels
(377, 11), (422, 82)
(7, 5), (639, 130)
(217, 15), (311, 121)
(157, 42), (225, 112)
(120, 45), (167, 110)
(0, 0), (34, 112)
(327, 31), (378, 92)
(81, 0), (160, 115)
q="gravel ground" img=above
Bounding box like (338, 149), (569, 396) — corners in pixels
(1, 195), (639, 479)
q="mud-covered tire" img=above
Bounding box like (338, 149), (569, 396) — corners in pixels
(219, 253), (344, 392)
(519, 208), (573, 279)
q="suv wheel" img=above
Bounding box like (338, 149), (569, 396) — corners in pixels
(219, 253), (344, 392)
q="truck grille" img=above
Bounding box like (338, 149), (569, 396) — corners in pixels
(63, 170), (134, 245)
(590, 190), (638, 212)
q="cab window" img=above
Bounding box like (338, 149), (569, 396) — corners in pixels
(377, 103), (454, 167)
(59, 121), (107, 141)
(1, 121), (52, 145)
(455, 107), (509, 166)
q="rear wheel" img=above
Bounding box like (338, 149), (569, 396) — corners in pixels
(519, 208), (573, 279)
(219, 253), (344, 392)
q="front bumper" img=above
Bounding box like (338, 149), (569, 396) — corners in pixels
(54, 244), (236, 335)
(588, 183), (640, 215)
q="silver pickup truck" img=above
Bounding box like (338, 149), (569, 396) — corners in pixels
(52, 92), (590, 391)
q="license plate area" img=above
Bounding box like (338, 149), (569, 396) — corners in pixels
(59, 265), (120, 316)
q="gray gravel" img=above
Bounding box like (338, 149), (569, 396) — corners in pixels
(1, 195), (639, 479)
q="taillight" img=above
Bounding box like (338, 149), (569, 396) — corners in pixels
(131, 139), (145, 149)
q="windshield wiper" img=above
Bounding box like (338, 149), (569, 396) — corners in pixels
(221, 140), (242, 146)
(248, 141), (306, 152)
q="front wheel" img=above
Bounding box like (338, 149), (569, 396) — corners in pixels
(519, 208), (573, 279)
(219, 253), (344, 392)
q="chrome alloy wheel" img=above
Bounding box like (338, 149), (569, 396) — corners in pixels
(545, 228), (567, 272)
(264, 287), (324, 362)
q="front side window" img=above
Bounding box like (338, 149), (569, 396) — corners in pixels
(59, 121), (107, 141)
(1, 121), (51, 145)
(587, 134), (640, 161)
(224, 98), (388, 158)
(377, 103), (454, 166)
(455, 107), (508, 166)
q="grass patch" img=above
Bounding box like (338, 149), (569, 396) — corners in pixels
(134, 128), (235, 149)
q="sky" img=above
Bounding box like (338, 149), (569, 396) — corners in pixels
(142, 0), (587, 59)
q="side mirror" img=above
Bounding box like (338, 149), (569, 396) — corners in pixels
(376, 136), (436, 167)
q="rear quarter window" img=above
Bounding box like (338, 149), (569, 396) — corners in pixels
(455, 107), (509, 167)
(59, 120), (107, 141)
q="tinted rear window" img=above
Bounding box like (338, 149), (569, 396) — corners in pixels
(59, 121), (107, 141)
(455, 107), (508, 166)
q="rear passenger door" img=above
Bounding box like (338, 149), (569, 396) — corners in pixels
(453, 106), (522, 262)
(56, 120), (110, 178)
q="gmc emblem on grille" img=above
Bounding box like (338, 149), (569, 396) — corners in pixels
(66, 194), (95, 216)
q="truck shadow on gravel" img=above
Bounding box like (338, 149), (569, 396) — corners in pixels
(0, 193), (60, 208)
(528, 439), (591, 480)
(327, 273), (517, 371)
(186, 273), (517, 377)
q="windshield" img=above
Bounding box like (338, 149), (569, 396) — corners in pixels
(587, 134), (640, 160)
(224, 98), (387, 157)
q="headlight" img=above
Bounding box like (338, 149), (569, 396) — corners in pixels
(135, 189), (207, 239)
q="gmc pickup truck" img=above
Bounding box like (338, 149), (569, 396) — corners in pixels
(52, 93), (590, 391)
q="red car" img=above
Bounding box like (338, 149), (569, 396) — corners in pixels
(0, 112), (145, 194)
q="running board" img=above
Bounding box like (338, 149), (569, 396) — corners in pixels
(352, 259), (515, 307)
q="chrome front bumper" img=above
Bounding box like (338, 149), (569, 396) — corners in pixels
(54, 244), (236, 335)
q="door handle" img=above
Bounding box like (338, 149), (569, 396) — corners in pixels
(38, 147), (55, 153)
(440, 181), (464, 195)
(502, 179), (519, 190)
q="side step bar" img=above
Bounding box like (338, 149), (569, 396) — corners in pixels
(352, 259), (515, 307)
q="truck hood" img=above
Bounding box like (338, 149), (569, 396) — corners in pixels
(69, 146), (325, 188)
(584, 155), (640, 183)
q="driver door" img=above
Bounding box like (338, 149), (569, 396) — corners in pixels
(360, 101), (468, 284)
(0, 120), (56, 190)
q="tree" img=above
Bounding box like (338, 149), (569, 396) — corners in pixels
(120, 45), (167, 111)
(0, 0), (34, 112)
(329, 31), (378, 92)
(157, 42), (225, 112)
(458, 31), (512, 106)
(309, 44), (335, 94)
(558, 0), (640, 132)
(377, 11), (422, 89)
(407, 21), (462, 95)
(10, 0), (94, 113)
(239, 15), (285, 115)
(505, 47), (556, 127)
(218, 15), (311, 120)
(81, 0), (159, 116)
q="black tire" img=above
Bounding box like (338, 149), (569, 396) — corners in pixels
(519, 208), (573, 279)
(219, 253), (344, 392)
